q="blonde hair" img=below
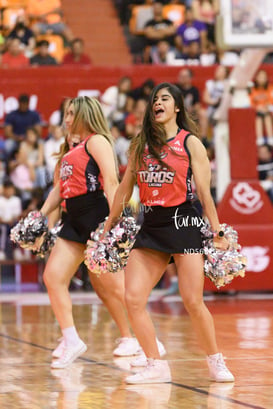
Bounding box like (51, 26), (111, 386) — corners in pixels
(69, 96), (119, 177)
(70, 96), (114, 146)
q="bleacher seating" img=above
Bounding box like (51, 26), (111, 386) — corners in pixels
(162, 4), (185, 26)
(36, 34), (65, 63)
(129, 5), (153, 35)
(2, 6), (25, 30)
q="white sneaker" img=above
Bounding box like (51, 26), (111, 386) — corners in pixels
(126, 359), (171, 384)
(113, 337), (141, 357)
(130, 339), (166, 367)
(51, 339), (87, 369)
(52, 337), (65, 359)
(207, 353), (235, 382)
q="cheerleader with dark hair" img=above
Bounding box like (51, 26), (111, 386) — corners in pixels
(105, 83), (234, 384)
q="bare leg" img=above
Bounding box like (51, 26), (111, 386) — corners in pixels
(264, 113), (273, 137)
(89, 270), (132, 338)
(43, 238), (85, 329)
(174, 254), (218, 355)
(255, 116), (264, 139)
(125, 248), (169, 358)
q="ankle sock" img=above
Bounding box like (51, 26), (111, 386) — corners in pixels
(62, 326), (80, 347)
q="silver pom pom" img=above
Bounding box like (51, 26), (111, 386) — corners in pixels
(33, 221), (62, 258)
(10, 211), (48, 249)
(201, 223), (247, 289)
(84, 217), (140, 276)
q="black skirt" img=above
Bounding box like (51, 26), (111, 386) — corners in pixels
(133, 201), (204, 255)
(58, 190), (109, 244)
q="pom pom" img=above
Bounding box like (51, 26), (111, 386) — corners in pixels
(33, 221), (62, 258)
(84, 217), (140, 276)
(10, 211), (48, 249)
(201, 223), (247, 289)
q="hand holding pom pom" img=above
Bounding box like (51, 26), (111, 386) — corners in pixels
(201, 223), (247, 289)
(84, 217), (140, 276)
(10, 211), (48, 251)
(32, 221), (62, 258)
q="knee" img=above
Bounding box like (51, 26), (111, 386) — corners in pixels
(183, 296), (203, 315)
(95, 281), (125, 304)
(43, 269), (64, 291)
(125, 290), (146, 315)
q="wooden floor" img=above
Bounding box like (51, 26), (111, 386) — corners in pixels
(0, 291), (272, 409)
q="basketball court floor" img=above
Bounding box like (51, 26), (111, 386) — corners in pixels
(0, 290), (272, 409)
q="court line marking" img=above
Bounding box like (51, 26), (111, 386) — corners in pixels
(0, 332), (267, 409)
(171, 382), (267, 409)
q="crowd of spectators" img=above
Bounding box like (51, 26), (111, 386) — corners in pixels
(114, 0), (272, 66)
(0, 1), (272, 281)
(1, 65), (273, 262)
(0, 92), (65, 260)
(0, 0), (92, 67)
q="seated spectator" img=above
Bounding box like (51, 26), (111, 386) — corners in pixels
(126, 78), (155, 112)
(191, 0), (219, 48)
(257, 144), (273, 202)
(9, 149), (34, 207)
(4, 94), (42, 157)
(200, 41), (217, 65)
(179, 40), (201, 64)
(26, 0), (73, 43)
(250, 69), (273, 146)
(175, 68), (201, 121)
(125, 98), (147, 139)
(100, 76), (132, 128)
(62, 38), (91, 65)
(112, 124), (130, 177)
(16, 127), (47, 190)
(0, 180), (22, 260)
(150, 39), (178, 64)
(142, 1), (176, 63)
(0, 38), (29, 68)
(200, 64), (229, 140)
(30, 40), (58, 66)
(44, 125), (65, 182)
(175, 7), (207, 57)
(6, 15), (35, 58)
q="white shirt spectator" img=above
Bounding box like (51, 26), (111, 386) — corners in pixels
(44, 126), (65, 180)
(115, 136), (130, 166)
(0, 195), (22, 223)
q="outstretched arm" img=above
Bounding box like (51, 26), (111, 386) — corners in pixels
(187, 135), (228, 249)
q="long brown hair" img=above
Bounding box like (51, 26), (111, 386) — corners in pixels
(129, 82), (199, 170)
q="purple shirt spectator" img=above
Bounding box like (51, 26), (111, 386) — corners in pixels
(176, 20), (206, 46)
(175, 7), (207, 55)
